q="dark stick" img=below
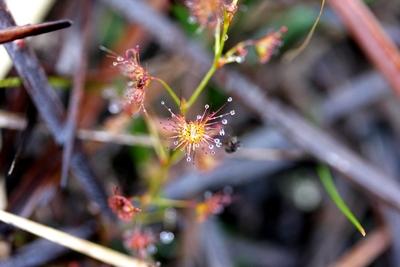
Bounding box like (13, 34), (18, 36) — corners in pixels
(0, 1), (112, 218)
(0, 20), (72, 44)
(102, 0), (400, 210)
(61, 0), (91, 187)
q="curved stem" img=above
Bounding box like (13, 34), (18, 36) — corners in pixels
(153, 77), (180, 107)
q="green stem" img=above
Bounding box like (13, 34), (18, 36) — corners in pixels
(185, 11), (232, 111)
(153, 77), (180, 108)
(185, 64), (217, 110)
(152, 197), (191, 208)
(214, 19), (221, 56)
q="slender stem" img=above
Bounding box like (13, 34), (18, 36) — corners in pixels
(218, 12), (230, 59)
(152, 77), (180, 107)
(185, 63), (217, 110)
(214, 19), (221, 56)
(185, 12), (232, 111)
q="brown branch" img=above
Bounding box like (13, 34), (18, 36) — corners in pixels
(328, 0), (400, 96)
(330, 226), (391, 267)
(0, 0), (112, 218)
(103, 0), (400, 210)
(0, 20), (72, 44)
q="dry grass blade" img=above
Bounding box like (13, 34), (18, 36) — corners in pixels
(0, 19), (71, 44)
(0, 210), (150, 267)
(0, 222), (94, 267)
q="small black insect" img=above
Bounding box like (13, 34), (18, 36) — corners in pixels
(223, 136), (240, 153)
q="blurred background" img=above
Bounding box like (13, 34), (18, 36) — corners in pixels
(0, 0), (400, 266)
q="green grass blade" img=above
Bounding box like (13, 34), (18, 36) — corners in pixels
(317, 165), (366, 237)
(0, 76), (70, 89)
(0, 77), (22, 88)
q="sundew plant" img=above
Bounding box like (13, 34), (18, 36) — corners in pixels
(105, 0), (287, 261)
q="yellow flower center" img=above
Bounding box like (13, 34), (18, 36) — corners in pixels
(181, 121), (206, 144)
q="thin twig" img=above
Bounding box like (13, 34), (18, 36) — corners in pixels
(0, 20), (72, 44)
(103, 0), (400, 210)
(61, 0), (91, 187)
(77, 129), (154, 146)
(0, 110), (155, 146)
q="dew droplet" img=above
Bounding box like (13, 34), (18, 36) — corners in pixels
(147, 244), (157, 254)
(214, 138), (220, 144)
(227, 97), (233, 102)
(186, 157), (192, 162)
(216, 143), (222, 148)
(161, 101), (165, 105)
(205, 104), (209, 109)
(117, 56), (124, 62)
(235, 56), (244, 63)
(188, 16), (196, 24)
(211, 151), (216, 155)
(197, 115), (202, 120)
(173, 141), (178, 146)
(222, 119), (228, 125)
(209, 144), (214, 149)
(230, 110), (235, 115)
(108, 102), (121, 114)
(223, 34), (229, 41)
(160, 231), (175, 244)
(112, 62), (118, 66)
(219, 129), (225, 136)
